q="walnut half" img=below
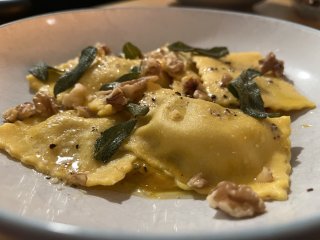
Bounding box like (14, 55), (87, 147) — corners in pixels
(206, 181), (266, 218)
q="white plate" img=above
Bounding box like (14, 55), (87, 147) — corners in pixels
(0, 7), (320, 240)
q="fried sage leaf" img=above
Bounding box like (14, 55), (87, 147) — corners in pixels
(100, 66), (141, 91)
(54, 46), (97, 96)
(94, 119), (137, 163)
(123, 42), (143, 59)
(228, 69), (279, 119)
(168, 41), (229, 58)
(126, 103), (149, 117)
(29, 62), (63, 82)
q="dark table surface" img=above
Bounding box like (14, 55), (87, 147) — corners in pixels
(0, 0), (116, 24)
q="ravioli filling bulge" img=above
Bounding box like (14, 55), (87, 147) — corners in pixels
(0, 111), (136, 186)
(124, 89), (291, 200)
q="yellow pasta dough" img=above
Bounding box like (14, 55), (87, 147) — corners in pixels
(193, 53), (315, 111)
(0, 44), (315, 207)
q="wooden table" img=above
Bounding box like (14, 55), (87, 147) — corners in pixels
(98, 0), (320, 29)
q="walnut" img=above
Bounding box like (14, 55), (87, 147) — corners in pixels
(187, 173), (208, 189)
(259, 52), (284, 77)
(181, 75), (211, 101)
(33, 91), (59, 117)
(68, 173), (87, 186)
(207, 181), (266, 218)
(106, 76), (158, 109)
(2, 102), (36, 122)
(61, 83), (88, 108)
(220, 73), (233, 87)
(106, 87), (128, 109)
(182, 75), (200, 97)
(164, 52), (185, 76)
(95, 42), (111, 56)
(145, 47), (167, 59)
(141, 57), (161, 76)
(74, 106), (95, 118)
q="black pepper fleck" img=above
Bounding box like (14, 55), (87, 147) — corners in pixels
(223, 94), (228, 99)
(210, 95), (217, 101)
(307, 188), (314, 192)
(151, 97), (156, 102)
(45, 176), (51, 180)
(143, 166), (148, 173)
(208, 67), (218, 71)
(49, 144), (56, 149)
(175, 91), (182, 96)
(76, 144), (79, 149)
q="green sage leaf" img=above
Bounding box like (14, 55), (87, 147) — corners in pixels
(100, 66), (141, 91)
(123, 42), (143, 59)
(94, 119), (137, 163)
(168, 41), (229, 58)
(29, 62), (63, 82)
(54, 46), (97, 96)
(228, 69), (279, 119)
(126, 103), (149, 117)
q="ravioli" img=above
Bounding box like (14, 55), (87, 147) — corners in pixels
(125, 88), (291, 200)
(0, 43), (315, 218)
(27, 51), (140, 95)
(0, 111), (136, 186)
(193, 53), (315, 111)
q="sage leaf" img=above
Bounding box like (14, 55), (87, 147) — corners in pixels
(94, 119), (137, 163)
(99, 82), (119, 91)
(168, 41), (229, 58)
(54, 46), (97, 96)
(228, 69), (279, 119)
(123, 42), (143, 59)
(126, 103), (149, 117)
(29, 62), (63, 82)
(100, 66), (141, 91)
(168, 41), (194, 52)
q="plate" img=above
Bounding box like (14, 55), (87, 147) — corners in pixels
(0, 7), (320, 240)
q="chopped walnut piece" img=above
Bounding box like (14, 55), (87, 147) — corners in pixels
(61, 83), (88, 108)
(259, 52), (284, 77)
(95, 43), (111, 56)
(2, 91), (59, 122)
(68, 173), (87, 186)
(2, 102), (36, 122)
(106, 87), (128, 109)
(255, 167), (274, 182)
(220, 73), (233, 87)
(141, 57), (161, 76)
(164, 52), (185, 76)
(182, 75), (201, 97)
(33, 91), (59, 117)
(187, 173), (208, 189)
(106, 76), (158, 109)
(207, 181), (266, 218)
(74, 106), (95, 118)
(181, 75), (211, 101)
